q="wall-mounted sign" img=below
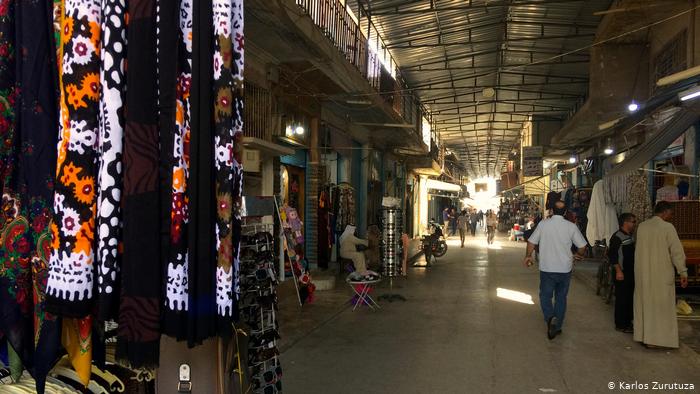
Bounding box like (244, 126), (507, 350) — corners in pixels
(522, 146), (543, 177)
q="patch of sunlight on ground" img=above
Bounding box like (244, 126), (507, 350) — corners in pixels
(497, 287), (535, 305)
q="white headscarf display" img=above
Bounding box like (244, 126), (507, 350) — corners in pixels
(339, 225), (357, 246)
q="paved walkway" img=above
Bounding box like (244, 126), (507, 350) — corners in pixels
(279, 233), (700, 393)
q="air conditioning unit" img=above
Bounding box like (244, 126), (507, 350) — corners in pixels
(243, 149), (261, 173)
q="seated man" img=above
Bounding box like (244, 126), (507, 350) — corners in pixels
(339, 225), (378, 280)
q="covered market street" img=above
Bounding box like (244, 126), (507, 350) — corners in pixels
(279, 234), (700, 394)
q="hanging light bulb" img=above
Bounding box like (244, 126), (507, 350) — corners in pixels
(603, 137), (614, 155)
(569, 154), (577, 164)
(627, 101), (639, 112)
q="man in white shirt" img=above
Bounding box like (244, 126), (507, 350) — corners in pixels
(523, 201), (588, 340)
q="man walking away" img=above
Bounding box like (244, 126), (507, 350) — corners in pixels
(633, 201), (688, 349)
(469, 210), (479, 236)
(458, 210), (469, 248)
(450, 208), (458, 236)
(608, 213), (637, 333)
(523, 201), (588, 340)
(442, 207), (450, 238)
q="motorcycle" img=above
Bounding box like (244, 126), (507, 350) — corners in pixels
(422, 221), (448, 259)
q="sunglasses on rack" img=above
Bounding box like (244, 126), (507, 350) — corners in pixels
(240, 250), (275, 264)
(251, 361), (282, 378)
(252, 365), (283, 387)
(249, 330), (281, 348)
(240, 291), (277, 306)
(250, 347), (280, 364)
(256, 380), (282, 394)
(243, 267), (277, 282)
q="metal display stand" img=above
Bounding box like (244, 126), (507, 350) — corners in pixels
(242, 195), (303, 307)
(378, 207), (407, 302)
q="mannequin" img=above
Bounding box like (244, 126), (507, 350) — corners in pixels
(339, 225), (369, 274)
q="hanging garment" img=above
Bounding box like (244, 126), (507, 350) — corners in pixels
(229, 0), (245, 336)
(162, 0), (192, 340)
(95, 0), (127, 322)
(117, 0), (161, 368)
(626, 173), (652, 222)
(47, 0), (104, 385)
(0, 0), (63, 391)
(586, 180), (618, 244)
(213, 0), (237, 336)
(187, 0), (217, 345)
(317, 189), (330, 269)
(46, 0), (102, 317)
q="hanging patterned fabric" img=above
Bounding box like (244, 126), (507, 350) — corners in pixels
(626, 172), (653, 222)
(47, 0), (103, 386)
(230, 0), (245, 326)
(95, 0), (127, 322)
(162, 0), (192, 340)
(117, 0), (161, 368)
(187, 0), (217, 346)
(47, 0), (101, 318)
(213, 0), (236, 335)
(0, 0), (63, 391)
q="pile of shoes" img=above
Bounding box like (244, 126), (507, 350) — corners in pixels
(347, 270), (380, 282)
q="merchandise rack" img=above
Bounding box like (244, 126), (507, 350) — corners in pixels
(238, 220), (282, 393)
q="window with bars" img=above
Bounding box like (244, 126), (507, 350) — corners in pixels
(244, 82), (273, 141)
(652, 30), (687, 92)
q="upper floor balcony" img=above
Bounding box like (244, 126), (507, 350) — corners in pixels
(245, 0), (430, 153)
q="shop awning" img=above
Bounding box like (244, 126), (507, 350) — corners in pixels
(607, 102), (700, 176)
(426, 179), (461, 192)
(243, 137), (295, 157)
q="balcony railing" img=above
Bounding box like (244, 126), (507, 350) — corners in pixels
(294, 0), (426, 136)
(244, 82), (273, 141)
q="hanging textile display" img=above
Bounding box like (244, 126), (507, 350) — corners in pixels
(187, 0), (217, 346)
(95, 0), (127, 322)
(1, 0), (247, 389)
(213, 0), (236, 335)
(334, 183), (355, 233)
(163, 0), (192, 339)
(0, 0), (63, 390)
(625, 173), (653, 222)
(230, 0), (245, 331)
(116, 0), (162, 368)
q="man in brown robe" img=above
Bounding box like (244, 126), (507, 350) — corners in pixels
(633, 201), (688, 348)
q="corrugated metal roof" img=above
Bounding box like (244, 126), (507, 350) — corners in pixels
(364, 0), (612, 177)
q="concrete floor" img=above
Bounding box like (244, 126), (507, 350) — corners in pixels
(278, 232), (700, 394)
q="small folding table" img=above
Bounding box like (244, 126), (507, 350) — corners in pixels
(345, 276), (382, 311)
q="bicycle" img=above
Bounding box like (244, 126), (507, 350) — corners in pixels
(595, 250), (614, 304)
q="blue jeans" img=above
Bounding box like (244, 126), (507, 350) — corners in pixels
(539, 271), (572, 330)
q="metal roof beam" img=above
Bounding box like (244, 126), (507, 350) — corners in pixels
(401, 48), (501, 70)
(385, 19), (596, 47)
(436, 113), (530, 123)
(413, 80), (588, 90)
(370, 0), (592, 17)
(428, 97), (581, 105)
(387, 33), (595, 49)
(403, 58), (588, 72)
(422, 88), (582, 103)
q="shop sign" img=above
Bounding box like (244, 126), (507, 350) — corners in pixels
(522, 146), (543, 177)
